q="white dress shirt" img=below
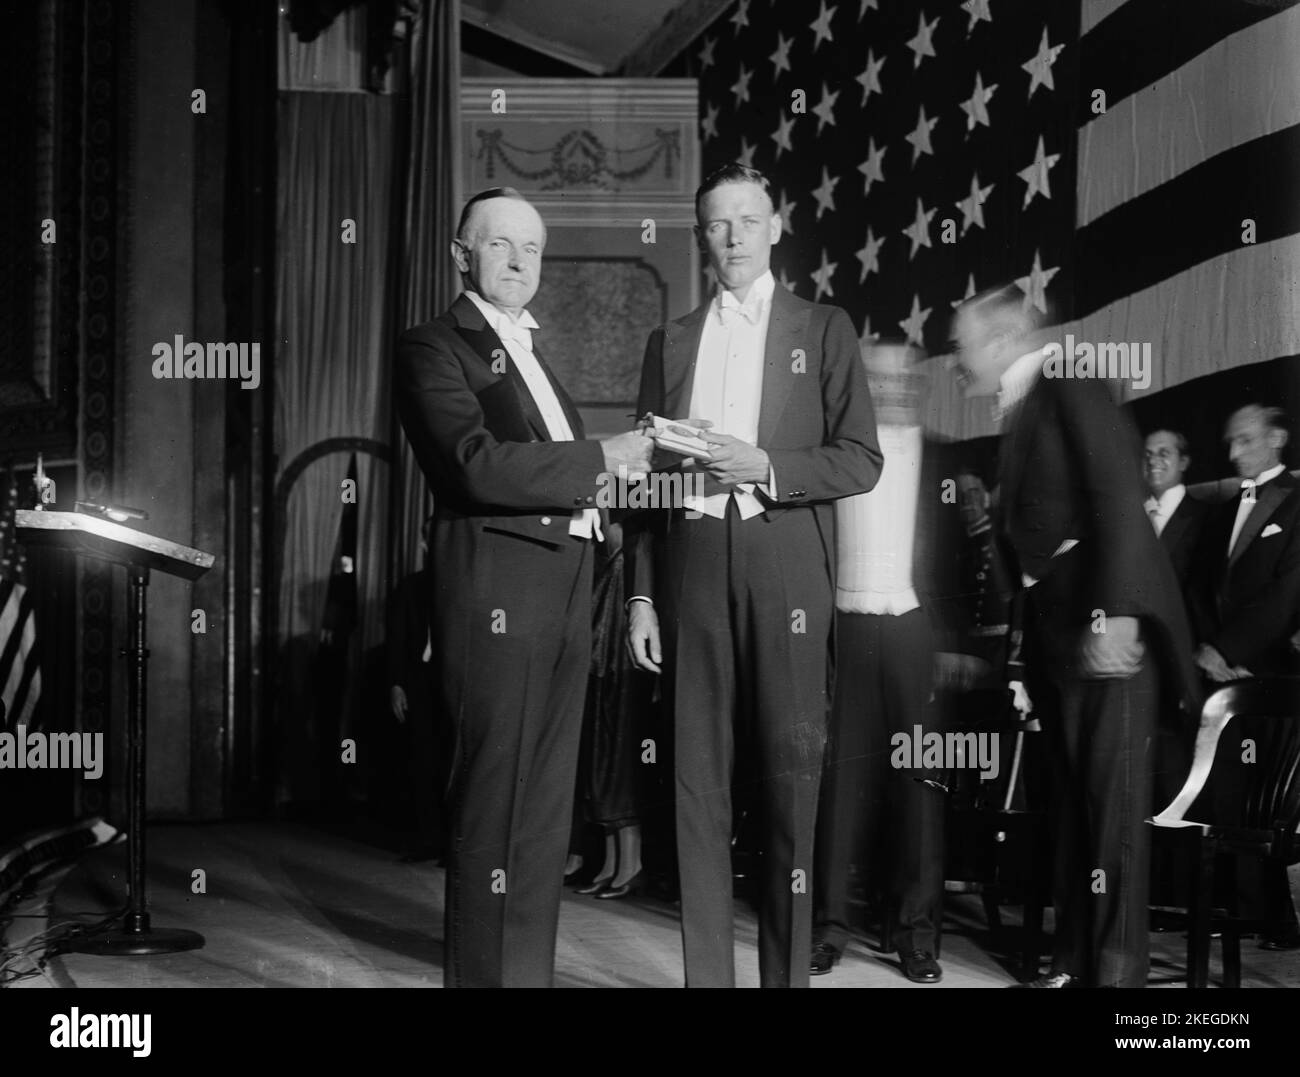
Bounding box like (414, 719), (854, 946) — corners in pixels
(683, 270), (777, 521)
(835, 424), (922, 614)
(465, 290), (601, 540)
(997, 347), (1051, 587)
(994, 346), (1048, 422)
(1144, 483), (1186, 537)
(1229, 462), (1286, 555)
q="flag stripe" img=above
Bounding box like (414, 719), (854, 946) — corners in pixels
(1080, 0), (1130, 36)
(1078, 4), (1300, 226)
(11, 619), (39, 726)
(1077, 0), (1295, 111)
(1066, 235), (1300, 399)
(921, 236), (1300, 441)
(0, 583), (23, 674)
(0, 586), (34, 717)
(1076, 124), (1300, 315)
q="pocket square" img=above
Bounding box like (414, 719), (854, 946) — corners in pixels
(1262, 523), (1283, 538)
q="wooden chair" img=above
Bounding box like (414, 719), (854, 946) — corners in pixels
(1148, 677), (1300, 988)
(944, 717), (1052, 981)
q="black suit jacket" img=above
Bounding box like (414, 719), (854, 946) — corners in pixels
(395, 294), (606, 647)
(1156, 491), (1213, 590)
(1189, 468), (1300, 675)
(997, 372), (1200, 714)
(625, 283), (882, 602)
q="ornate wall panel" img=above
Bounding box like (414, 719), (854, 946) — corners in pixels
(460, 78), (699, 428)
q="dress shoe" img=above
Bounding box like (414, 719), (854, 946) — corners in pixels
(1260, 930), (1300, 951)
(1010, 971), (1082, 988)
(810, 941), (841, 976)
(595, 871), (645, 899)
(574, 876), (612, 895)
(900, 949), (942, 984)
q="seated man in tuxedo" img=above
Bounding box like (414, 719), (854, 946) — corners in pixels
(395, 187), (653, 987)
(1143, 429), (1212, 590)
(1188, 403), (1300, 948)
(1142, 429), (1212, 871)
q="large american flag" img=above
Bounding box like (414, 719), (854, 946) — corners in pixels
(673, 0), (1300, 439)
(0, 466), (40, 730)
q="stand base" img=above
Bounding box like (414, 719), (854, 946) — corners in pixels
(66, 925), (205, 956)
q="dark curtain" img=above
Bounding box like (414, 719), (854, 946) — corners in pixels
(389, 0), (461, 580)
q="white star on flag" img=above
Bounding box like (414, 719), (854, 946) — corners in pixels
(859, 316), (880, 345)
(1016, 250), (1059, 314)
(738, 137), (756, 167)
(769, 32), (793, 77)
(731, 0), (750, 34)
(951, 273), (977, 309)
(731, 64), (753, 106)
(698, 36), (716, 70)
(772, 113), (795, 159)
(776, 190), (797, 234)
(856, 227), (885, 282)
(812, 166), (839, 220)
(905, 104), (939, 165)
(955, 173), (994, 234)
(859, 0), (878, 17)
(777, 266), (796, 294)
(812, 82), (840, 134)
(958, 73), (997, 132)
(899, 295), (932, 347)
(858, 138), (887, 194)
(960, 0), (993, 34)
(856, 49), (886, 105)
(906, 11), (939, 68)
(701, 102), (720, 142)
(1017, 135), (1060, 206)
(1022, 27), (1064, 99)
(902, 198), (936, 258)
(810, 0), (836, 51)
(811, 249), (838, 300)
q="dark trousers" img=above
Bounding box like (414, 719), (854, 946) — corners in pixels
(814, 609), (944, 955)
(1045, 658), (1156, 987)
(660, 504), (832, 988)
(442, 534), (593, 988)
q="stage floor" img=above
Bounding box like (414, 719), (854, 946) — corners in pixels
(8, 821), (1299, 988)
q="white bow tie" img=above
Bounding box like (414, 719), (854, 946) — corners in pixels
(718, 292), (761, 325)
(495, 311), (539, 347)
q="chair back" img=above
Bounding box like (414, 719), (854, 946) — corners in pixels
(1154, 678), (1300, 848)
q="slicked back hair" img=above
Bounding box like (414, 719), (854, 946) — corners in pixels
(456, 186), (531, 244)
(694, 163), (774, 223)
(955, 282), (1045, 344)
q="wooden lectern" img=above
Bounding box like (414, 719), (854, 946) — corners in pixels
(16, 509), (215, 955)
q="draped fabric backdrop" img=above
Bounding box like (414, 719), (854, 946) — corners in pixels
(276, 92), (398, 661)
(273, 0), (460, 803)
(671, 0), (1300, 447)
(390, 0), (462, 579)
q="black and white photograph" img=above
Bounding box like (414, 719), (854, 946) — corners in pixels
(1, 0), (1298, 1055)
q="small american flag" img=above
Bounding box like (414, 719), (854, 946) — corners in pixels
(0, 465), (41, 730)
